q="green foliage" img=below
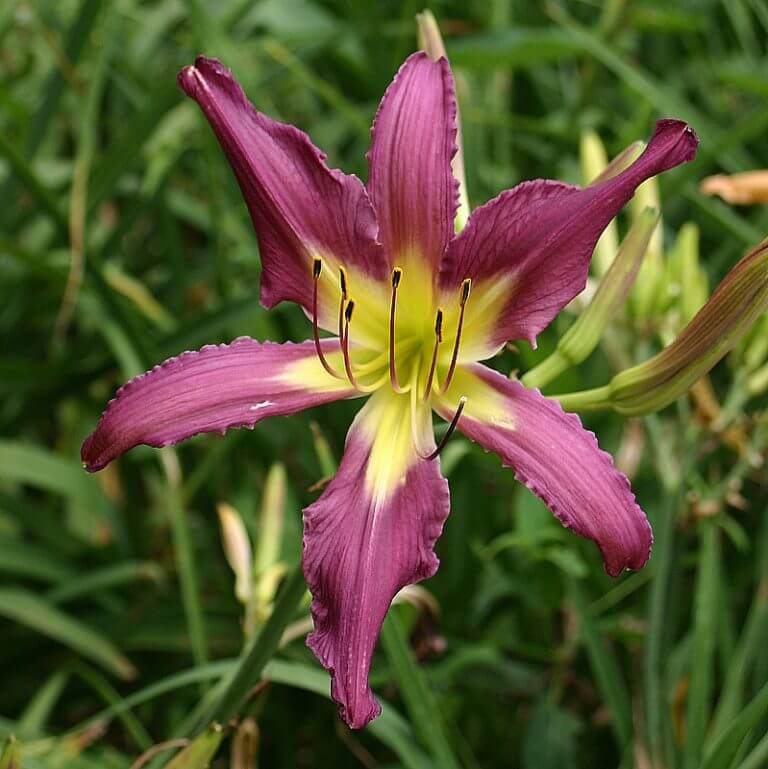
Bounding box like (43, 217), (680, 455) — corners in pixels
(2, 0), (768, 767)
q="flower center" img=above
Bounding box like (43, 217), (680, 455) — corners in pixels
(310, 259), (469, 458)
(310, 258), (471, 399)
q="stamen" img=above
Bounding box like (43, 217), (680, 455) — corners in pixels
(311, 259), (344, 379)
(440, 278), (471, 395)
(422, 308), (443, 399)
(339, 299), (380, 393)
(419, 396), (467, 461)
(338, 267), (348, 340)
(388, 267), (408, 394)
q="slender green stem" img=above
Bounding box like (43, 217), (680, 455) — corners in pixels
(521, 350), (571, 390)
(552, 385), (613, 412)
(199, 565), (306, 728)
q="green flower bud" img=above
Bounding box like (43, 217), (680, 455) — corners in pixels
(630, 172), (664, 320)
(664, 223), (709, 328)
(522, 207), (658, 389)
(557, 240), (768, 416)
(253, 463), (287, 626)
(416, 9), (470, 232)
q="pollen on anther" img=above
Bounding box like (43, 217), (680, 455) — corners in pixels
(461, 278), (472, 304)
(345, 299), (355, 323)
(312, 258), (322, 279)
(339, 267), (348, 298)
(392, 267), (403, 288)
(435, 308), (444, 341)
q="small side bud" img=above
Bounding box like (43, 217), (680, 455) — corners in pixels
(630, 172), (664, 320)
(217, 502), (253, 606)
(672, 223), (708, 327)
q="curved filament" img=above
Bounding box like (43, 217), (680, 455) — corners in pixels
(311, 259), (344, 379)
(416, 396), (467, 461)
(341, 300), (380, 393)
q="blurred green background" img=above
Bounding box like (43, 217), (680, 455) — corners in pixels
(2, 1), (768, 767)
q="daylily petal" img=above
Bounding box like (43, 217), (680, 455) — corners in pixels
(367, 52), (458, 281)
(82, 338), (355, 472)
(303, 389), (449, 728)
(435, 365), (651, 576)
(178, 56), (387, 329)
(439, 119), (699, 357)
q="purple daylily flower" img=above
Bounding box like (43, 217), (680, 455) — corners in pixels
(82, 53), (698, 729)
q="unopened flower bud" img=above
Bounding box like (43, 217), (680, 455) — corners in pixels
(666, 223), (708, 327)
(416, 9), (470, 231)
(558, 240), (768, 416)
(253, 463), (287, 622)
(217, 501), (253, 605)
(630, 173), (664, 320)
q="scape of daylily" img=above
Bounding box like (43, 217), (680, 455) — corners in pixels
(81, 52), (698, 729)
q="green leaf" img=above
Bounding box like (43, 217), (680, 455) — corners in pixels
(0, 588), (135, 680)
(522, 697), (582, 769)
(381, 609), (462, 769)
(702, 680), (768, 769)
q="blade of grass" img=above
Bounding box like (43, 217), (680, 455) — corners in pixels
(0, 588), (135, 680)
(381, 608), (461, 769)
(568, 579), (632, 748)
(17, 671), (69, 738)
(735, 730), (768, 769)
(160, 450), (209, 669)
(53, 2), (115, 343)
(46, 561), (164, 604)
(711, 513), (768, 736)
(683, 520), (720, 769)
(644, 491), (682, 767)
(702, 679), (768, 769)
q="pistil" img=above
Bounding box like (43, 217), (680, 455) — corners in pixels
(422, 309), (443, 400)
